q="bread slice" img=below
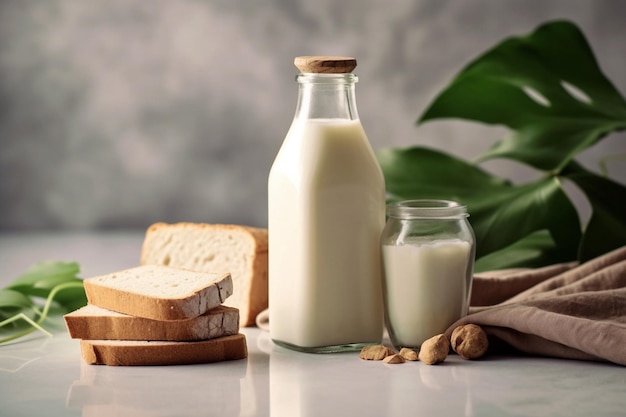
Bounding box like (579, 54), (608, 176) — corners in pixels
(80, 333), (247, 366)
(64, 304), (239, 341)
(83, 265), (233, 321)
(140, 223), (268, 327)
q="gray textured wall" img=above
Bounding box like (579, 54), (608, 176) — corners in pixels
(1, 0), (625, 231)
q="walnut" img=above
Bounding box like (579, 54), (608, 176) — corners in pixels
(451, 324), (489, 360)
(418, 334), (449, 365)
(399, 347), (418, 361)
(359, 345), (395, 361)
(383, 354), (406, 364)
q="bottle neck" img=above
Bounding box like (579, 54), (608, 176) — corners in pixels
(293, 73), (360, 121)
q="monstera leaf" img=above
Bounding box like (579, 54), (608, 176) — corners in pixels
(562, 161), (626, 262)
(420, 20), (626, 172)
(379, 20), (626, 269)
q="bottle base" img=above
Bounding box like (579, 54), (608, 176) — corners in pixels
(272, 339), (378, 354)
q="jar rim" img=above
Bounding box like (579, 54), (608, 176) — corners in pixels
(387, 199), (468, 219)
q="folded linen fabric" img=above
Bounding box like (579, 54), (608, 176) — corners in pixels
(447, 245), (626, 366)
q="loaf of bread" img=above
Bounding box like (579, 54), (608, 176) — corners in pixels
(80, 333), (248, 366)
(140, 223), (268, 327)
(83, 265), (233, 321)
(65, 304), (239, 341)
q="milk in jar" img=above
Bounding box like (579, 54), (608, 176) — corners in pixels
(381, 200), (475, 349)
(268, 56), (385, 352)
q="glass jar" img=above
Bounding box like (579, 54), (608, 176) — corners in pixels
(381, 200), (475, 350)
(268, 56), (385, 353)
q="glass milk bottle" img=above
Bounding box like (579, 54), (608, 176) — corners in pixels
(268, 56), (385, 353)
(381, 200), (476, 350)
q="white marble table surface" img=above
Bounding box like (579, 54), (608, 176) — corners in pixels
(1, 232), (625, 417)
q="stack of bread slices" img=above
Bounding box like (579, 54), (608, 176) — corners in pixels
(64, 265), (247, 366)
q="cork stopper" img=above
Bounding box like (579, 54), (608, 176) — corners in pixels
(294, 56), (357, 74)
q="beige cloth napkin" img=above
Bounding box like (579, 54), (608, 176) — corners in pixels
(446, 245), (626, 366)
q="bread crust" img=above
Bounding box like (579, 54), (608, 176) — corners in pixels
(247, 249), (268, 328)
(80, 333), (248, 366)
(140, 222), (268, 327)
(65, 305), (240, 341)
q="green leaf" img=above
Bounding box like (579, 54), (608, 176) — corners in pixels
(0, 261), (85, 344)
(468, 177), (581, 259)
(376, 146), (511, 202)
(377, 146), (582, 260)
(563, 162), (626, 261)
(16, 275), (84, 298)
(6, 260), (85, 307)
(8, 261), (80, 290)
(0, 289), (34, 311)
(51, 285), (88, 312)
(474, 230), (573, 272)
(419, 20), (626, 171)
(0, 289), (36, 322)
